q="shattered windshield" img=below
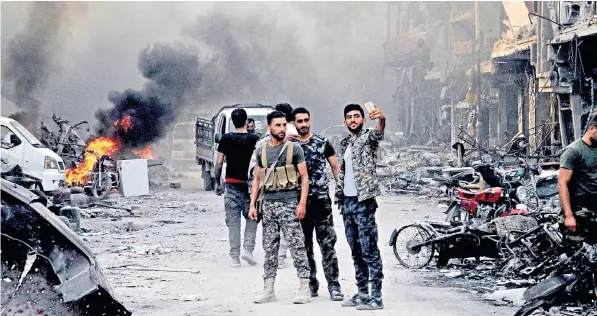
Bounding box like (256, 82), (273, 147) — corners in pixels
(230, 115), (267, 135)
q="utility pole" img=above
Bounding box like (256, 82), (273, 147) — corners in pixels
(474, 1), (484, 147)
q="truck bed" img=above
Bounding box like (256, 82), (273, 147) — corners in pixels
(195, 118), (214, 163)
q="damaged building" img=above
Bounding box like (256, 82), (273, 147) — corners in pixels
(383, 1), (597, 154)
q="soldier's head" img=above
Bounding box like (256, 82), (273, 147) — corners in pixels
(291, 107), (311, 136)
(247, 118), (255, 134)
(585, 114), (597, 143)
(275, 103), (294, 123)
(343, 104), (365, 134)
(267, 111), (287, 141)
(231, 108), (248, 129)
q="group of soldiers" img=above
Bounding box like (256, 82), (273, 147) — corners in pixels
(213, 102), (387, 310)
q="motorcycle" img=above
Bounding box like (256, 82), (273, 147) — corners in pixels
(40, 114), (90, 168)
(442, 158), (542, 223)
(514, 242), (597, 316)
(82, 150), (118, 199)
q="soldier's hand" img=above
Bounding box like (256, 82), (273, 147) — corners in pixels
(296, 202), (306, 220)
(369, 107), (385, 120)
(249, 206), (258, 221)
(564, 214), (577, 232)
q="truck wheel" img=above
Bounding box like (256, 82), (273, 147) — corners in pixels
(203, 171), (214, 191)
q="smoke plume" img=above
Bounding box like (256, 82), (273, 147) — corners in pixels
(94, 44), (203, 149)
(1, 2), (86, 128)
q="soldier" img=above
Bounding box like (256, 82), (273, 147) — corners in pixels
(248, 110), (311, 304)
(214, 108), (260, 267)
(247, 118), (256, 134)
(248, 103), (297, 269)
(559, 114), (597, 247)
(334, 103), (386, 310)
(290, 107), (344, 301)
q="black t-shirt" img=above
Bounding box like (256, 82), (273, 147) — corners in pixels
(217, 132), (260, 182)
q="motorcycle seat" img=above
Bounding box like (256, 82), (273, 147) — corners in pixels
(457, 188), (478, 199)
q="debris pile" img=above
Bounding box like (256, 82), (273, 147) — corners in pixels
(377, 146), (456, 197)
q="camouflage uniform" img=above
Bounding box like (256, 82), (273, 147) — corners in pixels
(261, 200), (310, 279)
(297, 134), (341, 295)
(334, 128), (385, 300)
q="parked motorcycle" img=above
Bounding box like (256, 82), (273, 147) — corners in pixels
(40, 114), (90, 168)
(82, 150), (118, 199)
(514, 242), (597, 316)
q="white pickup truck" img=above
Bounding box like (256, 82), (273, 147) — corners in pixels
(1, 116), (66, 193)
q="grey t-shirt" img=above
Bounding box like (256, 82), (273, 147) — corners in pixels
(560, 138), (597, 208)
(255, 140), (305, 201)
(343, 145), (358, 197)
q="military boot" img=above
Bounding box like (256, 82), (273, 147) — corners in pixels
(254, 278), (277, 304)
(293, 278), (311, 304)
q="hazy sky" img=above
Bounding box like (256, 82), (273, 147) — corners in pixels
(1, 2), (390, 132)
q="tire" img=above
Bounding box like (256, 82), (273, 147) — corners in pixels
(393, 224), (435, 269)
(203, 169), (214, 191)
(92, 174), (112, 200)
(514, 299), (546, 316)
(445, 204), (468, 223)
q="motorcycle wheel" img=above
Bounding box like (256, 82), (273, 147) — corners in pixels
(393, 224), (435, 269)
(445, 204), (468, 223)
(92, 174), (112, 200)
(514, 298), (545, 316)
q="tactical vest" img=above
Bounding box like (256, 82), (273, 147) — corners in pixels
(259, 142), (299, 192)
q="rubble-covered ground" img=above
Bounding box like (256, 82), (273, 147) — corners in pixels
(76, 172), (519, 316)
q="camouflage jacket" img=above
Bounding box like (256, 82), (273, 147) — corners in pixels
(334, 128), (384, 204)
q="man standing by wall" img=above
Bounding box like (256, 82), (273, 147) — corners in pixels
(559, 114), (597, 246)
(214, 108), (260, 268)
(335, 103), (386, 310)
(291, 107), (344, 301)
(247, 118), (256, 135)
(248, 110), (311, 304)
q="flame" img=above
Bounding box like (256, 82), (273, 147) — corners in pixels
(132, 145), (156, 160)
(65, 137), (120, 185)
(114, 115), (132, 132)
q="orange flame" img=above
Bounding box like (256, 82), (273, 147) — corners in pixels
(132, 145), (156, 160)
(114, 115), (132, 132)
(65, 137), (120, 185)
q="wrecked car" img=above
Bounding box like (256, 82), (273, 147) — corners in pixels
(1, 178), (131, 315)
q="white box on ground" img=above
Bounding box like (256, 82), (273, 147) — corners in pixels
(117, 159), (149, 197)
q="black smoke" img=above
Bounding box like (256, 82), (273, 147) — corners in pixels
(94, 43), (202, 149)
(1, 2), (84, 128)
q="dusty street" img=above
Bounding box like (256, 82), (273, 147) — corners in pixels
(77, 174), (516, 316)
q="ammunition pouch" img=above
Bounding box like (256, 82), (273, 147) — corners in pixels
(259, 142), (299, 192)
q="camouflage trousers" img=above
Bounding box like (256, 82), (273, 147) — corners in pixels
(558, 207), (597, 247)
(341, 197), (384, 298)
(301, 195), (341, 293)
(261, 199), (310, 279)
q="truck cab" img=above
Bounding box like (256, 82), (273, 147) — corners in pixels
(195, 103), (274, 190)
(1, 116), (66, 193)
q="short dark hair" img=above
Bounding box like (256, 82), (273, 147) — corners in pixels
(231, 108), (248, 128)
(291, 107), (310, 121)
(344, 104), (364, 118)
(588, 114), (597, 127)
(275, 103), (293, 122)
(267, 110), (287, 125)
(247, 118), (255, 124)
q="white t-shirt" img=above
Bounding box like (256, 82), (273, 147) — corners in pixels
(343, 145), (358, 197)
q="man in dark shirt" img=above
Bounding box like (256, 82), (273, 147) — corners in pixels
(291, 107), (344, 301)
(559, 114), (597, 246)
(215, 108), (260, 267)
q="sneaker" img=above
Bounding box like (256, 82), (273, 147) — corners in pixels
(277, 258), (288, 269)
(231, 258), (241, 268)
(340, 293), (368, 307)
(330, 289), (344, 301)
(356, 297), (384, 310)
(241, 251), (257, 265)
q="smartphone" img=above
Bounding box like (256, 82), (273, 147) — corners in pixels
(364, 102), (378, 114)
